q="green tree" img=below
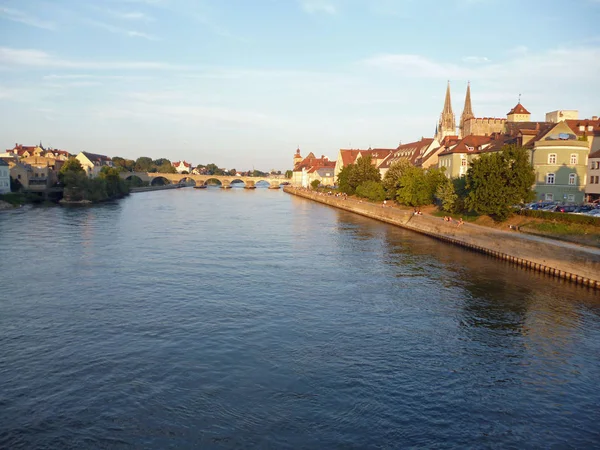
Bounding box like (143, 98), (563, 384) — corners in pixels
(153, 158), (171, 166)
(98, 166), (129, 198)
(382, 160), (410, 200)
(205, 163), (225, 175)
(337, 164), (354, 195)
(356, 180), (385, 201)
(396, 166), (447, 208)
(395, 166), (430, 207)
(436, 176), (458, 212)
(348, 155), (380, 192)
(112, 157), (135, 172)
(59, 157), (87, 186)
(157, 162), (177, 174)
(465, 145), (535, 221)
(59, 157), (85, 176)
(285, 170), (293, 179)
(135, 157), (154, 172)
(310, 179), (321, 190)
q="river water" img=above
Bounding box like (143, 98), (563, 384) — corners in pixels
(1, 187), (599, 449)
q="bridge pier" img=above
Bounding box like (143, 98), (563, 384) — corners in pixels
(221, 181), (232, 189)
(244, 180), (256, 189)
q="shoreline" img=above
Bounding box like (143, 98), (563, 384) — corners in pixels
(284, 186), (600, 289)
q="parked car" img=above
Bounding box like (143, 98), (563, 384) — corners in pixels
(572, 205), (594, 214)
(552, 205), (577, 213)
(528, 202), (554, 210)
(583, 209), (600, 217)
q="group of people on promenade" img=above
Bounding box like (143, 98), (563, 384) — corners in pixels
(443, 216), (463, 226)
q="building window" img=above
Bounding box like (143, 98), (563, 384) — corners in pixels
(567, 194), (575, 202)
(545, 193), (553, 201)
(546, 173), (555, 184)
(570, 154), (578, 165)
(461, 158), (467, 167)
(569, 173), (576, 185)
(548, 153), (557, 164)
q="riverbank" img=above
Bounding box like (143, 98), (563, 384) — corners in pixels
(284, 186), (600, 289)
(130, 184), (183, 193)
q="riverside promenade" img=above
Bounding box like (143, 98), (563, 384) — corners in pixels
(284, 186), (600, 289)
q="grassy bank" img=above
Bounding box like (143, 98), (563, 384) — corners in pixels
(0, 192), (44, 207)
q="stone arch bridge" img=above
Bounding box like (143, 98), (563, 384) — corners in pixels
(119, 172), (285, 188)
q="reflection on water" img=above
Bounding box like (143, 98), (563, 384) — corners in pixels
(0, 190), (599, 449)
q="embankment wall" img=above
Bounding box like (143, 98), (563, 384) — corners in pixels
(284, 187), (600, 289)
(130, 184), (182, 193)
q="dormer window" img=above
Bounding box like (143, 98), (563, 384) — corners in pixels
(579, 125), (585, 131)
(588, 125), (594, 131)
(548, 153), (557, 164)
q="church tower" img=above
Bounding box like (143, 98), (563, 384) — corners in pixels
(459, 82), (474, 138)
(436, 81), (456, 141)
(293, 147), (303, 168)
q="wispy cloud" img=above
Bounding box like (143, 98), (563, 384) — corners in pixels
(301, 1), (337, 14)
(462, 56), (491, 63)
(0, 47), (182, 70)
(43, 74), (151, 81)
(362, 54), (470, 79)
(88, 19), (160, 40)
(107, 10), (154, 21)
(0, 7), (56, 30)
(361, 46), (600, 83)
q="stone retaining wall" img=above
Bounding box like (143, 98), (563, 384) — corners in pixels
(284, 187), (600, 289)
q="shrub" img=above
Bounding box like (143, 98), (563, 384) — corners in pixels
(310, 179), (321, 190)
(519, 209), (600, 226)
(355, 180), (385, 202)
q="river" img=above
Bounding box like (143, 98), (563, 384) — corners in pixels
(1, 187), (599, 449)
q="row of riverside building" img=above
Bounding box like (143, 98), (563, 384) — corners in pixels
(291, 82), (600, 204)
(0, 144), (200, 194)
(0, 145), (114, 194)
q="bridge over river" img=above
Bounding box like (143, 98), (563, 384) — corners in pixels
(119, 172), (286, 189)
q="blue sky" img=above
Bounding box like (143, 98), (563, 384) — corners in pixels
(1, 0), (599, 171)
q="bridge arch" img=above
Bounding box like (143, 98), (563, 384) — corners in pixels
(125, 175), (145, 187)
(150, 176), (172, 186)
(178, 177), (197, 187)
(204, 178), (223, 187)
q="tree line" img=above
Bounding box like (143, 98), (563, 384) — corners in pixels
(112, 156), (283, 177)
(59, 158), (130, 203)
(335, 145), (535, 222)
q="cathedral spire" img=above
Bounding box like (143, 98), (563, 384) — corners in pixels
(459, 81), (475, 136)
(436, 81), (456, 141)
(443, 80), (453, 115)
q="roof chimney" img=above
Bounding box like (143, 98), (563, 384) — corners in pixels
(593, 116), (598, 121)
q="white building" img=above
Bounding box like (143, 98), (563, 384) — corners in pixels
(173, 161), (192, 174)
(0, 159), (11, 193)
(76, 152), (113, 178)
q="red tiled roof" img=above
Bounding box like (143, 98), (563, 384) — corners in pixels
(439, 135), (493, 156)
(386, 138), (435, 166)
(82, 151), (111, 162)
(173, 160), (192, 168)
(565, 119), (600, 137)
(294, 153), (334, 172)
(338, 149), (362, 167)
(507, 103), (531, 115)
